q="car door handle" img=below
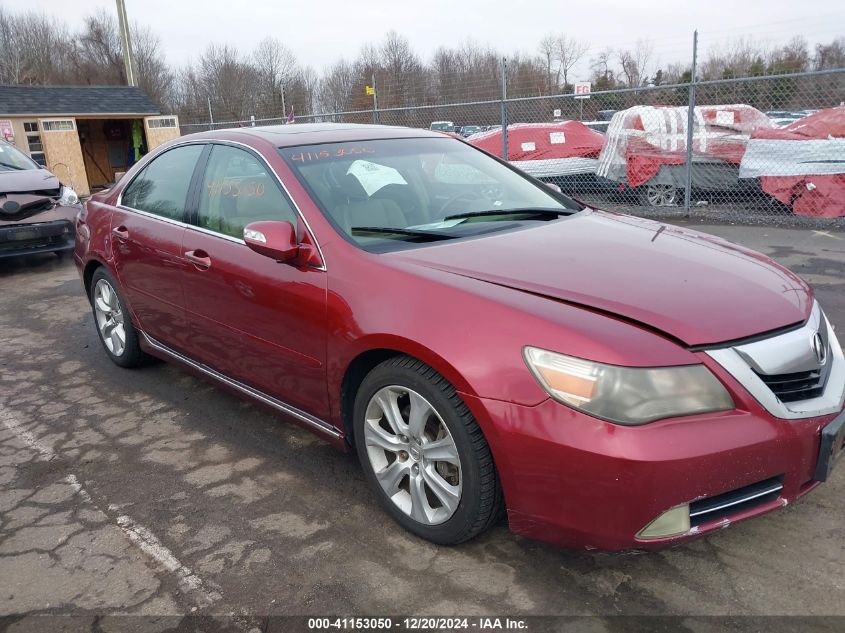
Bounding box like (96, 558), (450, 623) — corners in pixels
(185, 249), (212, 270)
(112, 226), (129, 240)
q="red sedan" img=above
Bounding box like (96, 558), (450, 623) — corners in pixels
(74, 124), (845, 551)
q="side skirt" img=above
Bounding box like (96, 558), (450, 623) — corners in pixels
(140, 332), (343, 442)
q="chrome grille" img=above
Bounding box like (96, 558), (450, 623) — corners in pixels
(755, 368), (827, 403)
(706, 301), (845, 420)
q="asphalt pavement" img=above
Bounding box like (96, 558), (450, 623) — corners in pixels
(1, 222), (844, 631)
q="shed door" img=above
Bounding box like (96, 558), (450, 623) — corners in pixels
(144, 115), (181, 151)
(37, 117), (89, 196)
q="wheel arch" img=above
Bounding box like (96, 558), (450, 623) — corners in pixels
(337, 337), (478, 446)
(82, 258), (107, 297)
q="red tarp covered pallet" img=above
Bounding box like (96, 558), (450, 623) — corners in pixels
(468, 121), (605, 178)
(739, 106), (845, 218)
(597, 105), (772, 188)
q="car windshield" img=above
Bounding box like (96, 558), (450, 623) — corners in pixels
(0, 142), (39, 172)
(280, 137), (582, 251)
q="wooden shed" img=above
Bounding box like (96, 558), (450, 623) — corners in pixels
(0, 85), (180, 197)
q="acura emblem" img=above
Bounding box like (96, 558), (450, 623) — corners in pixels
(812, 332), (827, 365)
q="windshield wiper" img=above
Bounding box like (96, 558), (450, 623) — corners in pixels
(0, 163), (26, 171)
(444, 207), (574, 221)
(351, 226), (457, 241)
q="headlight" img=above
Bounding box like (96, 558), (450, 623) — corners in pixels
(58, 185), (80, 206)
(523, 346), (734, 425)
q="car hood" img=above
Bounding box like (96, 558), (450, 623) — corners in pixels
(390, 210), (812, 347)
(0, 168), (60, 194)
(0, 169), (62, 223)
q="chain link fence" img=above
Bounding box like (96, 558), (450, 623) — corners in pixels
(179, 67), (845, 228)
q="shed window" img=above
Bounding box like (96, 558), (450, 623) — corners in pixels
(147, 117), (177, 129)
(41, 119), (76, 132)
(23, 121), (46, 166)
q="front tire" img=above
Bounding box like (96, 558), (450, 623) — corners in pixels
(640, 183), (679, 207)
(353, 356), (503, 545)
(89, 268), (148, 368)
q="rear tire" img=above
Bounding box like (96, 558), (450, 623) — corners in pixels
(89, 268), (148, 368)
(353, 355), (504, 545)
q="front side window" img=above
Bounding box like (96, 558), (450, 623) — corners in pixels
(122, 144), (204, 220)
(196, 144), (298, 239)
(0, 140), (40, 172)
(280, 137), (581, 251)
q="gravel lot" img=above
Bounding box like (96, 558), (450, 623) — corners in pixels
(1, 222), (844, 631)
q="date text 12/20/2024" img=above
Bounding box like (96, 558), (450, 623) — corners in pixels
(307, 617), (528, 630)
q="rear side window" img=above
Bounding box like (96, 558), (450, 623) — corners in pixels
(122, 144), (204, 220)
(196, 144), (297, 239)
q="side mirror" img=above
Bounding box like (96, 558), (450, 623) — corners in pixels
(546, 182), (562, 194)
(243, 221), (299, 262)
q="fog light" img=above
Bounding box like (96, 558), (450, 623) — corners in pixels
(636, 504), (690, 539)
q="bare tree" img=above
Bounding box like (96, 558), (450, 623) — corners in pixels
(0, 8), (28, 83)
(253, 37), (298, 112)
(591, 48), (616, 87)
(431, 46), (460, 101)
(538, 34), (559, 94)
(298, 66), (319, 114)
(701, 37), (768, 79)
(379, 30), (424, 107)
(769, 36), (810, 74)
(70, 9), (126, 84)
(318, 60), (357, 113)
(617, 39), (653, 87)
(0, 9), (70, 84)
(18, 12), (70, 83)
(554, 35), (589, 89)
(132, 23), (173, 108)
(196, 44), (264, 121)
(814, 37), (845, 70)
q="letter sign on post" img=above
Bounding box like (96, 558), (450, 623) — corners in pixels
(573, 82), (591, 121)
(574, 82), (591, 99)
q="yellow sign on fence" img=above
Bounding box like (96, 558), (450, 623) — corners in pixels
(365, 85), (375, 96)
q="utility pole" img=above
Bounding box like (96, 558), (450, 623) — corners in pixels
(500, 57), (508, 161)
(207, 96), (214, 130)
(281, 84), (287, 122)
(683, 30), (698, 215)
(372, 73), (379, 124)
(115, 0), (137, 86)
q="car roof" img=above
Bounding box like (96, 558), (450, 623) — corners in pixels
(180, 123), (446, 148)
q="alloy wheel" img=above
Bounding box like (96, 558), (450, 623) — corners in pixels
(646, 184), (678, 207)
(363, 385), (462, 525)
(93, 279), (127, 357)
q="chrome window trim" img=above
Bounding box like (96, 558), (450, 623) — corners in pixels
(141, 332), (341, 440)
(115, 138), (327, 270)
(185, 223), (246, 245)
(115, 204), (190, 229)
(707, 301), (845, 420)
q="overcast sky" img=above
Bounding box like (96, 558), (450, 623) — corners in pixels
(4, 0), (844, 80)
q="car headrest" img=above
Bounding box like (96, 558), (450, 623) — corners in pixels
(337, 173), (369, 202)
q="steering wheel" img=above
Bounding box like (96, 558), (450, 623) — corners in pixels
(478, 182), (505, 202)
(438, 190), (484, 216)
(438, 184), (504, 216)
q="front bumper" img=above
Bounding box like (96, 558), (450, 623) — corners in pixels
(0, 217), (75, 259)
(466, 386), (842, 551)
